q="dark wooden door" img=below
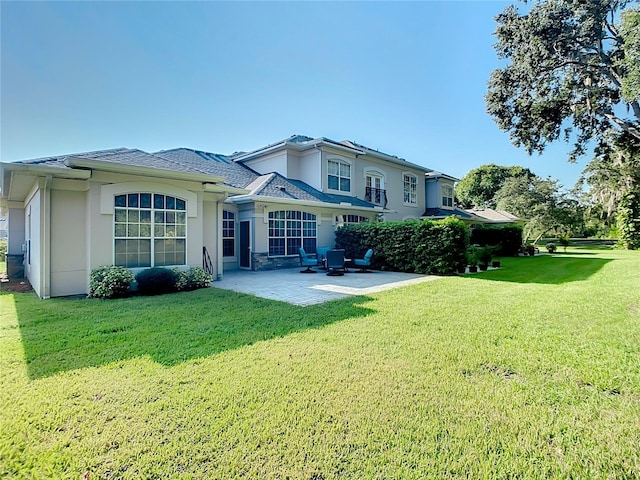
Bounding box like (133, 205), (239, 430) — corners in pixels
(240, 221), (250, 268)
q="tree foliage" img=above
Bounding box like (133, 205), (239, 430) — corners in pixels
(455, 164), (534, 208)
(495, 175), (583, 242)
(619, 7), (640, 102)
(486, 0), (640, 162)
(580, 131), (640, 247)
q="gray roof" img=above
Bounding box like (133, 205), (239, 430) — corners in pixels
(12, 148), (211, 176)
(423, 207), (474, 219)
(154, 148), (259, 188)
(8, 145), (381, 210)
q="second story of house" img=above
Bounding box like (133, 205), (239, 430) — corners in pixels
(231, 135), (434, 221)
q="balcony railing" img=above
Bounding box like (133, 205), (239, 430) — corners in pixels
(365, 187), (388, 208)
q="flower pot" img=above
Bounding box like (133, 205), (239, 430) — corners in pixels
(492, 261), (501, 268)
(479, 264), (489, 271)
(468, 265), (478, 273)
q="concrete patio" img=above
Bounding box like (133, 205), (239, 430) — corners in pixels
(212, 268), (441, 306)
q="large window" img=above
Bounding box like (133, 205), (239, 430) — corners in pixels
(328, 159), (351, 192)
(403, 174), (417, 205)
(268, 210), (316, 256)
(222, 210), (235, 257)
(442, 184), (454, 208)
(337, 214), (370, 225)
(114, 193), (186, 268)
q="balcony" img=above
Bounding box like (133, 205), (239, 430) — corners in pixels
(365, 187), (388, 208)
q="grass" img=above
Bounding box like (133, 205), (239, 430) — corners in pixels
(1, 247), (640, 479)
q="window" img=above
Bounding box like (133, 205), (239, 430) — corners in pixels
(268, 210), (316, 256)
(223, 210), (235, 257)
(328, 159), (351, 192)
(365, 173), (386, 206)
(114, 193), (186, 268)
(403, 174), (417, 205)
(442, 184), (454, 208)
(337, 214), (370, 225)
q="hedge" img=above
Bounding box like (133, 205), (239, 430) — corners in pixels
(335, 217), (469, 275)
(470, 224), (523, 256)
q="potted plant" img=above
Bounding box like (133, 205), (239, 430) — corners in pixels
(477, 245), (493, 271)
(457, 250), (469, 274)
(467, 246), (479, 273)
(546, 242), (557, 253)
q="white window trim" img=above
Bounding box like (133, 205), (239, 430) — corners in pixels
(441, 184), (454, 209)
(101, 182), (197, 217)
(326, 157), (353, 194)
(402, 172), (418, 207)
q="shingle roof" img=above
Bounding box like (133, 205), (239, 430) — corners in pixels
(154, 148), (259, 188)
(9, 145), (381, 210)
(12, 148), (210, 175)
(423, 207), (474, 219)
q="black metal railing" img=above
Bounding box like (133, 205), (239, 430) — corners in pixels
(365, 187), (388, 208)
(202, 246), (215, 277)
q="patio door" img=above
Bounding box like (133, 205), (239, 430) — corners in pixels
(239, 221), (250, 269)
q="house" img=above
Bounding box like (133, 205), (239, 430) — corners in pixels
(1, 135), (459, 298)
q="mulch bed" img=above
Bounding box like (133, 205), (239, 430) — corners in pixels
(0, 273), (33, 293)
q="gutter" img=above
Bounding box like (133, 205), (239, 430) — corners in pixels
(225, 194), (388, 212)
(65, 157), (227, 184)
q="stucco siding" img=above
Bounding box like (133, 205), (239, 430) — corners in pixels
(24, 191), (42, 297)
(50, 189), (87, 296)
(7, 207), (25, 255)
(242, 151), (288, 176)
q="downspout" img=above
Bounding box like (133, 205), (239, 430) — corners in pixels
(42, 175), (52, 299)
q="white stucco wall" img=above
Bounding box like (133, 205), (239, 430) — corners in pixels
(24, 190), (42, 297)
(7, 207), (25, 255)
(50, 189), (87, 297)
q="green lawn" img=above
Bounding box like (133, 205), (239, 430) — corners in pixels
(2, 248), (640, 479)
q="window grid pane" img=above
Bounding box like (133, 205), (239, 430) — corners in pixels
(114, 193), (187, 268)
(327, 160), (351, 192)
(268, 210), (316, 256)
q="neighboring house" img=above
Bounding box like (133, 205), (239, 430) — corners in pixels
(463, 208), (521, 226)
(0, 134), (462, 298)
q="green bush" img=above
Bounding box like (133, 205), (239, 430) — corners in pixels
(470, 225), (523, 256)
(173, 266), (212, 291)
(0, 238), (7, 258)
(135, 267), (178, 296)
(335, 217), (469, 275)
(89, 265), (134, 299)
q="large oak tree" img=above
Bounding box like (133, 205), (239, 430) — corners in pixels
(486, 0), (640, 162)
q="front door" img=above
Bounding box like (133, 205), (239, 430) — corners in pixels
(239, 221), (250, 269)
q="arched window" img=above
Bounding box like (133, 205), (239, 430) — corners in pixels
(114, 193), (186, 268)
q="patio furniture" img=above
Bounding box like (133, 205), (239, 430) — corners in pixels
(326, 249), (347, 276)
(316, 246), (331, 269)
(299, 247), (318, 273)
(354, 249), (374, 273)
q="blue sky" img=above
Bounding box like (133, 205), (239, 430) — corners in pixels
(1, 1), (588, 189)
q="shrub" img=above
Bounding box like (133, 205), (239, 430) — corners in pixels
(470, 225), (523, 256)
(135, 267), (178, 296)
(335, 217), (469, 275)
(173, 266), (212, 291)
(546, 242), (557, 253)
(89, 265), (134, 299)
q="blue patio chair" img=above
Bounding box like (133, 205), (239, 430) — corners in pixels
(354, 249), (374, 273)
(316, 246), (330, 269)
(299, 247), (318, 273)
(326, 249), (347, 276)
